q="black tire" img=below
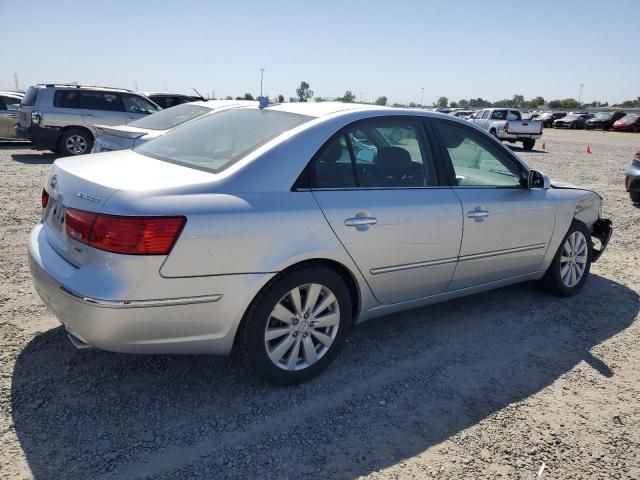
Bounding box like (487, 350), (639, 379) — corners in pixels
(58, 128), (93, 156)
(540, 221), (592, 297)
(243, 265), (353, 385)
(522, 139), (535, 150)
(630, 190), (640, 203)
(632, 125), (639, 133)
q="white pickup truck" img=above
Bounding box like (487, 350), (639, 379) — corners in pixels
(471, 108), (543, 150)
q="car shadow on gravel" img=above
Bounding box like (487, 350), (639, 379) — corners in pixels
(10, 274), (639, 479)
(10, 152), (57, 164)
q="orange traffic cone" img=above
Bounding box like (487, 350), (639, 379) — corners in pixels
(586, 144), (592, 154)
(542, 142), (546, 150)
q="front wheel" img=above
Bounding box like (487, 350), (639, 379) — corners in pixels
(540, 221), (592, 297)
(243, 265), (352, 385)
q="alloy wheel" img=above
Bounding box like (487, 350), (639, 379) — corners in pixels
(560, 231), (588, 288)
(66, 135), (87, 154)
(264, 283), (340, 371)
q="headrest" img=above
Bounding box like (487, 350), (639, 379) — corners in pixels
(376, 147), (412, 178)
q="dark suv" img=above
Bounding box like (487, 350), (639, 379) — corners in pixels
(16, 84), (160, 156)
(585, 111), (626, 130)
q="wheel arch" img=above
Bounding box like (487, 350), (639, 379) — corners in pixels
(232, 257), (363, 352)
(60, 125), (95, 141)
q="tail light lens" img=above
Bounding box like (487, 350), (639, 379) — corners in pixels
(65, 208), (186, 255)
(634, 151), (640, 159)
(504, 121), (509, 133)
(41, 188), (49, 208)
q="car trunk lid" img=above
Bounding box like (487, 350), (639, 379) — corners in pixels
(42, 149), (215, 266)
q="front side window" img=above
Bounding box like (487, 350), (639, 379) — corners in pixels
(53, 90), (82, 109)
(481, 110), (490, 119)
(129, 104), (209, 130)
(435, 122), (524, 187)
(310, 119), (438, 189)
(135, 109), (311, 173)
(123, 94), (160, 114)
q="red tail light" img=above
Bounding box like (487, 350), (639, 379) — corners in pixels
(504, 121), (509, 133)
(65, 208), (186, 255)
(634, 151), (640, 159)
(41, 188), (49, 208)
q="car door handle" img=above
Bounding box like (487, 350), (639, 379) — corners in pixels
(345, 217), (377, 227)
(84, 113), (94, 117)
(467, 209), (490, 218)
(8, 114), (17, 119)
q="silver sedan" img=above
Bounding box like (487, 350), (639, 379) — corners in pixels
(28, 102), (612, 384)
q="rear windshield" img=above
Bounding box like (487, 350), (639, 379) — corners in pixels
(135, 109), (312, 173)
(129, 104), (210, 130)
(490, 110), (521, 120)
(21, 87), (39, 106)
(621, 114), (639, 122)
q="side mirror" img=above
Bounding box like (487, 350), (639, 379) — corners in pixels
(528, 170), (550, 189)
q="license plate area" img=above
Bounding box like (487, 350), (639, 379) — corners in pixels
(46, 199), (67, 236)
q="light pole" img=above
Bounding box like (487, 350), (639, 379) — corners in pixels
(420, 87), (424, 108)
(578, 83), (584, 107)
(259, 67), (265, 97)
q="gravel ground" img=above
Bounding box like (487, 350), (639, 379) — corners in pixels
(1, 128), (639, 479)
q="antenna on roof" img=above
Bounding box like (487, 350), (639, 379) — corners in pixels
(193, 88), (206, 101)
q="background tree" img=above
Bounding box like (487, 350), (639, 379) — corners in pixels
(450, 101), (459, 108)
(236, 93), (254, 101)
(224, 95), (233, 100)
(374, 96), (387, 106)
(277, 94), (285, 103)
(458, 99), (469, 108)
(338, 90), (356, 102)
(296, 81), (313, 102)
(436, 96), (448, 108)
(314, 96), (326, 102)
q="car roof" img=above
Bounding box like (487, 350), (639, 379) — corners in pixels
(267, 101), (392, 118)
(185, 99), (258, 110)
(143, 92), (195, 97)
(0, 91), (23, 97)
(34, 83), (134, 93)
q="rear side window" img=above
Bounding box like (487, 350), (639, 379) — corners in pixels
(21, 87), (39, 106)
(310, 119), (438, 189)
(53, 90), (124, 111)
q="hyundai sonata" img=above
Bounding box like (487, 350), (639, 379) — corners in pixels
(28, 102), (612, 384)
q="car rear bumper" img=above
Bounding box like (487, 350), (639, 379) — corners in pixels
(28, 222), (274, 355)
(16, 125), (61, 150)
(500, 132), (541, 141)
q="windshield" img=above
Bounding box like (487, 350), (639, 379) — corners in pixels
(563, 114), (580, 120)
(620, 114), (639, 123)
(135, 109), (312, 173)
(129, 104), (210, 131)
(594, 113), (612, 120)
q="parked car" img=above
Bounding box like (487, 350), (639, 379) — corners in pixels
(471, 108), (542, 150)
(16, 84), (161, 156)
(143, 92), (202, 109)
(450, 110), (475, 120)
(0, 91), (23, 140)
(611, 113), (640, 133)
(539, 111), (567, 128)
(28, 104), (612, 385)
(585, 111), (626, 130)
(625, 152), (640, 203)
(552, 113), (593, 129)
(92, 100), (256, 153)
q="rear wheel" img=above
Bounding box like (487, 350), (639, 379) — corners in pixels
(541, 221), (592, 297)
(630, 190), (640, 203)
(632, 125), (639, 133)
(243, 265), (352, 385)
(522, 139), (535, 150)
(59, 128), (93, 156)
